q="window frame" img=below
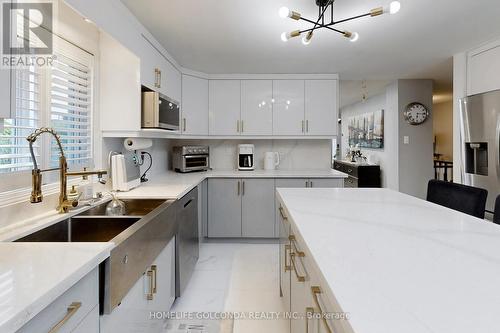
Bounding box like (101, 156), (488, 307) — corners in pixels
(0, 35), (95, 201)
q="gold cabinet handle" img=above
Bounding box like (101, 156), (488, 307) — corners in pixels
(302, 120), (305, 133)
(290, 252), (306, 282)
(237, 120), (240, 133)
(241, 120), (244, 133)
(237, 180), (241, 196)
(183, 118), (187, 132)
(242, 181), (245, 195)
(157, 69), (162, 88)
(48, 302), (82, 333)
(305, 307), (315, 333)
(306, 120), (309, 132)
(146, 269), (154, 300)
(290, 237), (305, 257)
(279, 206), (287, 220)
(284, 244), (292, 272)
(311, 286), (334, 333)
(151, 265), (157, 294)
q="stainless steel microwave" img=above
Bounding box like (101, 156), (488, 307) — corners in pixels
(141, 91), (180, 130)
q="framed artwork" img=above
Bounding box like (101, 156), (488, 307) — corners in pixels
(348, 109), (384, 149)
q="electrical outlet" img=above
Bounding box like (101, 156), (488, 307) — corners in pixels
(403, 136), (410, 145)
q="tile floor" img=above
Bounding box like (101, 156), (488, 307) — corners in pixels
(167, 241), (288, 333)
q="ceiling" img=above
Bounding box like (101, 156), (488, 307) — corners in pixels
(121, 0), (500, 96)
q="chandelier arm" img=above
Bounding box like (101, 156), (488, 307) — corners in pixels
(330, 12), (372, 26)
(299, 25), (344, 35)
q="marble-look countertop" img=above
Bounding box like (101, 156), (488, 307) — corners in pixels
(277, 188), (500, 333)
(117, 169), (347, 200)
(0, 242), (113, 333)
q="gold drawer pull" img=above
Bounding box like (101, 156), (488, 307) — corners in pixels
(48, 302), (82, 333)
(151, 265), (157, 294)
(305, 307), (315, 333)
(290, 237), (305, 257)
(311, 286), (334, 333)
(279, 206), (287, 220)
(284, 244), (292, 271)
(290, 253), (306, 282)
(146, 269), (154, 300)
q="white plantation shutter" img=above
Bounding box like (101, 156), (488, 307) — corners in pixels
(49, 38), (93, 169)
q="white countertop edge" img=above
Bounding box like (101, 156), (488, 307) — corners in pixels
(2, 243), (113, 333)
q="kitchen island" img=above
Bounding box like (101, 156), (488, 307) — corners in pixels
(277, 188), (500, 333)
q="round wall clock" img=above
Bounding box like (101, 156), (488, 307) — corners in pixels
(404, 102), (429, 125)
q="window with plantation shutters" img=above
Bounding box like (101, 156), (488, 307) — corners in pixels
(0, 34), (94, 185)
(49, 40), (93, 170)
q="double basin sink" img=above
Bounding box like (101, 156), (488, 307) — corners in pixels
(16, 198), (177, 314)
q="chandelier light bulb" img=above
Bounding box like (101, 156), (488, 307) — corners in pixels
(302, 31), (313, 45)
(389, 1), (401, 14)
(278, 6), (290, 18)
(349, 32), (359, 42)
(281, 32), (288, 42)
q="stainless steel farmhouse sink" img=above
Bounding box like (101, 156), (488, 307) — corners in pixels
(16, 198), (177, 314)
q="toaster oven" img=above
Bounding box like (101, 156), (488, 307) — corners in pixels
(172, 146), (210, 173)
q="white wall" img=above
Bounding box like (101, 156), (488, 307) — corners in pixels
(168, 139), (332, 171)
(340, 94), (396, 189)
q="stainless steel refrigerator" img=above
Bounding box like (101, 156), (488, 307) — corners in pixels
(460, 89), (500, 213)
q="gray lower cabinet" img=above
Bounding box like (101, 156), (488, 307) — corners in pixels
(309, 178), (344, 188)
(208, 178), (242, 237)
(242, 179), (275, 238)
(208, 178), (276, 238)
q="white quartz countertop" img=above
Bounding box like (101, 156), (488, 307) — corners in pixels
(276, 188), (500, 333)
(0, 242), (112, 333)
(117, 169), (346, 200)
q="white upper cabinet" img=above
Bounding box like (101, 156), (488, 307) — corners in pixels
(305, 80), (338, 136)
(209, 80), (241, 136)
(468, 41), (500, 96)
(182, 75), (209, 135)
(241, 80), (273, 135)
(161, 59), (182, 103)
(273, 80), (305, 136)
(100, 32), (141, 132)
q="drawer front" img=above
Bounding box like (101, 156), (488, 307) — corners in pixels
(344, 176), (358, 188)
(19, 268), (98, 333)
(333, 161), (345, 173)
(334, 161), (358, 178)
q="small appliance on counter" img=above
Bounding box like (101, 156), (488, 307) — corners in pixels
(238, 144), (255, 171)
(110, 152), (141, 191)
(173, 145), (210, 173)
(264, 151), (280, 170)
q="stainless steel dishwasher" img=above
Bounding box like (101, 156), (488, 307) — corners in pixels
(175, 187), (199, 296)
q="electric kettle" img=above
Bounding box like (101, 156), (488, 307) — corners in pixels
(264, 152), (280, 170)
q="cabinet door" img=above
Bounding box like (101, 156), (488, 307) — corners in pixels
(305, 80), (338, 136)
(208, 178), (242, 237)
(241, 179), (275, 237)
(100, 33), (141, 131)
(241, 80), (273, 135)
(209, 80), (241, 135)
(273, 80), (305, 135)
(182, 75), (208, 135)
(148, 237), (176, 312)
(309, 178), (343, 188)
(159, 58), (181, 102)
(138, 36), (158, 91)
(468, 43), (500, 95)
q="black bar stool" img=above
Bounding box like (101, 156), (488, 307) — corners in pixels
(426, 180), (488, 219)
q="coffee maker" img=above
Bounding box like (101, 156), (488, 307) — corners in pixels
(238, 144), (255, 171)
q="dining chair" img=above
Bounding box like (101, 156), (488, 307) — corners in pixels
(494, 195), (500, 225)
(426, 179), (488, 219)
